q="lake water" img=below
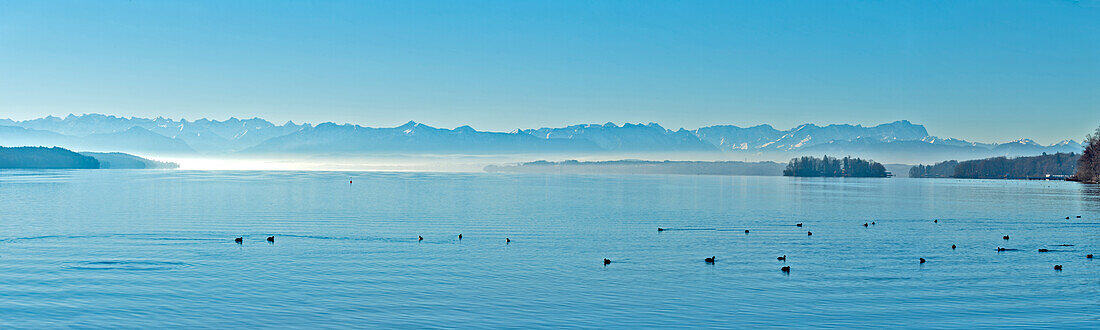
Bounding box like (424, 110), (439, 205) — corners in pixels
(0, 170), (1098, 328)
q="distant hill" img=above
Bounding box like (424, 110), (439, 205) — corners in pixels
(0, 114), (1086, 163)
(0, 146), (99, 169)
(80, 152), (179, 169)
(485, 159), (785, 176)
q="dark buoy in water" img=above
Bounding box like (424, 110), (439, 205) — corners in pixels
(1038, 248), (1050, 252)
(266, 236), (274, 242)
(234, 237), (243, 243)
(777, 255), (786, 261)
(1054, 265), (1063, 271)
(705, 256), (715, 263)
(418, 236), (423, 241)
(603, 258), (611, 265)
(796, 223), (803, 227)
(919, 258), (926, 263)
(807, 231), (813, 236)
(657, 227), (665, 232)
(781, 266), (791, 273)
(1002, 235), (1010, 240)
(951, 244), (957, 249)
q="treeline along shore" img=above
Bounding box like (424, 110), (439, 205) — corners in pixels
(908, 125), (1100, 183)
(0, 146), (177, 169)
(910, 153), (1079, 179)
(1074, 127), (1100, 183)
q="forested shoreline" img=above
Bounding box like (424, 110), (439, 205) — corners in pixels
(910, 153), (1079, 179)
(0, 146), (100, 169)
(1071, 127), (1100, 183)
(0, 146), (178, 169)
(908, 160), (958, 178)
(907, 124), (1100, 183)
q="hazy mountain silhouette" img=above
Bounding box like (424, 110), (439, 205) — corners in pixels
(1, 114), (305, 153)
(0, 114), (1085, 162)
(520, 123), (717, 152)
(694, 124), (784, 150)
(80, 127), (196, 154)
(245, 121), (601, 154)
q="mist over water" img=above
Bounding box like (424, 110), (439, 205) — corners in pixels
(160, 152), (780, 172)
(1, 170), (1097, 327)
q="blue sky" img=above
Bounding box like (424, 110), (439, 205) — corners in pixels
(1, 0), (1098, 144)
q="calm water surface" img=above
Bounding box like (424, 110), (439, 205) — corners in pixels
(0, 170), (1098, 328)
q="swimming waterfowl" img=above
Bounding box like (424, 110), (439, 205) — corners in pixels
(781, 266), (790, 272)
(657, 227), (665, 231)
(863, 223), (868, 227)
(1003, 235), (1010, 240)
(807, 231), (813, 236)
(234, 237), (243, 243)
(1038, 249), (1049, 252)
(418, 236), (423, 241)
(951, 244), (956, 249)
(705, 256), (715, 263)
(458, 234), (462, 240)
(1088, 254), (1094, 259)
(934, 220), (938, 223)
(1066, 216), (1071, 219)
(871, 221), (876, 225)
(744, 229), (750, 233)
(604, 258), (611, 265)
(920, 258), (926, 263)
(796, 223), (803, 227)
(777, 255), (786, 261)
(266, 236), (274, 242)
(506, 238), (511, 243)
(997, 247), (1006, 251)
(1054, 265), (1063, 270)
(1077, 215), (1082, 218)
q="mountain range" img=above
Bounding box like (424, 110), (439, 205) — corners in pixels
(0, 114), (1085, 163)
